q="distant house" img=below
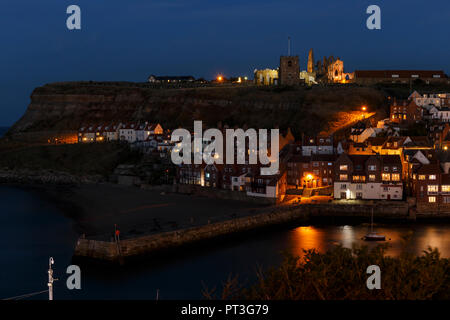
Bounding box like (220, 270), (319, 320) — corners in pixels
(390, 99), (422, 124)
(414, 92), (450, 107)
(353, 70), (448, 85)
(333, 153), (403, 200)
(104, 123), (122, 141)
(178, 164), (204, 185)
(429, 106), (450, 122)
(222, 164), (253, 191)
(245, 172), (287, 202)
(411, 162), (450, 213)
(347, 141), (375, 155)
(287, 154), (336, 188)
(349, 121), (377, 143)
(204, 164), (223, 188)
(78, 125), (96, 143)
(119, 123), (138, 143)
(94, 125), (106, 142)
(302, 135), (333, 156)
(136, 122), (163, 141)
(148, 75), (195, 83)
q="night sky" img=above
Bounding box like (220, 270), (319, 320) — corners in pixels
(1, 0), (449, 126)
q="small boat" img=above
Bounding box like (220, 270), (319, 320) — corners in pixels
(364, 232), (386, 241)
(364, 208), (386, 241)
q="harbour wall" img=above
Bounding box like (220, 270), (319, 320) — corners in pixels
(73, 201), (412, 262)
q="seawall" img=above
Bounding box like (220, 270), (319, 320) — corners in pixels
(73, 201), (412, 262)
(74, 204), (310, 261)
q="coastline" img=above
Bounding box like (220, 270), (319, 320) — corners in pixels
(3, 178), (450, 262)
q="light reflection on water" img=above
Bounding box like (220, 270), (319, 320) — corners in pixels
(1, 185), (449, 299)
(289, 224), (450, 258)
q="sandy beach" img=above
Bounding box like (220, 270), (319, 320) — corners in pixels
(30, 183), (268, 240)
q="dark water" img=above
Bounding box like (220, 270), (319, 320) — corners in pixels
(1, 186), (449, 300)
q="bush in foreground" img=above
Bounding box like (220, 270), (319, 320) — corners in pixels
(203, 245), (449, 300)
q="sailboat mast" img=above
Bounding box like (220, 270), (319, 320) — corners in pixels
(371, 207), (374, 232)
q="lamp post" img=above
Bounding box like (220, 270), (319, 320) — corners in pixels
(47, 257), (58, 301)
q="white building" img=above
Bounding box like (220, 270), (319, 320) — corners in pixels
(78, 125), (96, 143)
(429, 107), (450, 122)
(230, 173), (247, 191)
(302, 136), (334, 156)
(104, 123), (122, 141)
(119, 123), (138, 143)
(415, 93), (450, 107)
(136, 123), (163, 141)
(333, 153), (403, 201)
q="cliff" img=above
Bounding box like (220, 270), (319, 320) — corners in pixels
(7, 81), (388, 140)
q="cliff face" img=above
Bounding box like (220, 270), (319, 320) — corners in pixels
(8, 81), (387, 139)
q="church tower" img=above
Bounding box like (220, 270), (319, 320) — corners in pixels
(279, 37), (300, 85)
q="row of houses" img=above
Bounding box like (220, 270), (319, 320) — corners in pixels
(389, 91), (450, 125)
(176, 130), (294, 201)
(78, 122), (164, 143)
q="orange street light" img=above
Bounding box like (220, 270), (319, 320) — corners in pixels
(306, 174), (313, 180)
(362, 106), (367, 111)
(217, 75), (223, 82)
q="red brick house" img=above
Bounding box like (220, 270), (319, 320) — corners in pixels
(390, 100), (422, 124)
(287, 154), (336, 188)
(411, 162), (450, 213)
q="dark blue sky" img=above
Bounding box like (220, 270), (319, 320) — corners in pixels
(1, 0), (449, 126)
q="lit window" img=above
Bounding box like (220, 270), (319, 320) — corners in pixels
(369, 174), (376, 181)
(339, 174), (348, 181)
(418, 175), (426, 180)
(392, 174), (400, 181)
(428, 196), (436, 203)
(368, 165), (376, 171)
(428, 185), (438, 193)
(429, 175), (436, 180)
(382, 173), (390, 181)
(340, 165), (348, 171)
(442, 185), (450, 193)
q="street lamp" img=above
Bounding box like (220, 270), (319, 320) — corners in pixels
(306, 174), (314, 188)
(362, 106), (367, 111)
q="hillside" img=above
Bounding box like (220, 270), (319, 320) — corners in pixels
(7, 82), (388, 141)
